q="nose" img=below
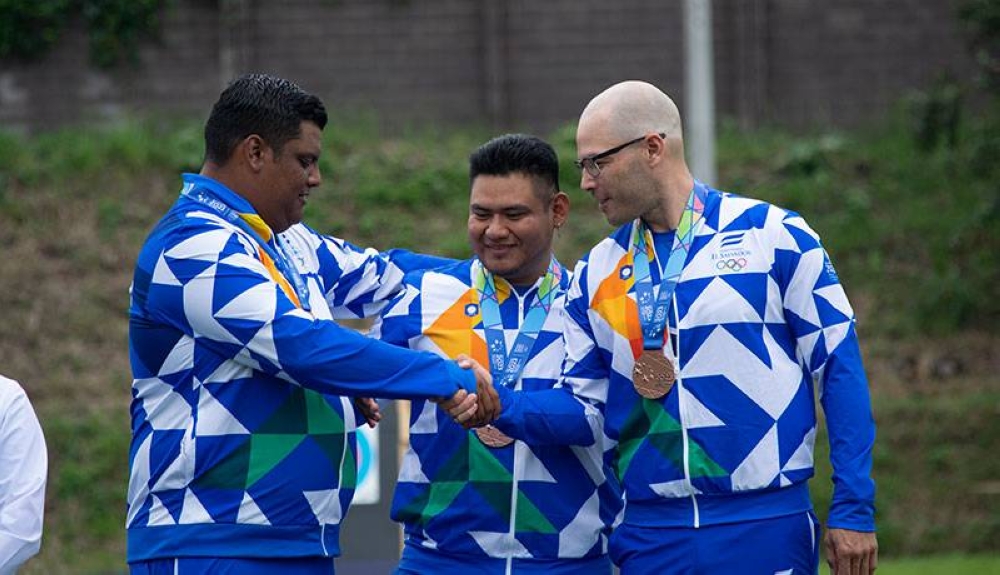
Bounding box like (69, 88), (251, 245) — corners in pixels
(308, 164), (322, 187)
(485, 216), (510, 239)
(580, 170), (596, 194)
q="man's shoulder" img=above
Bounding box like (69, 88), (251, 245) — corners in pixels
(135, 203), (256, 283)
(575, 224), (632, 273)
(402, 258), (473, 290)
(714, 190), (801, 229)
(147, 200), (239, 245)
(0, 375), (28, 409)
(280, 222), (322, 244)
(553, 258), (575, 290)
(279, 222), (352, 250)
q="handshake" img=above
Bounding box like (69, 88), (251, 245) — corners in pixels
(353, 354), (499, 429)
(436, 354), (500, 429)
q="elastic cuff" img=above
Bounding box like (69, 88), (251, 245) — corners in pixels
(444, 361), (478, 394)
(493, 384), (516, 425)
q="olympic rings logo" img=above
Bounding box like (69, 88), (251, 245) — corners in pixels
(716, 258), (747, 271)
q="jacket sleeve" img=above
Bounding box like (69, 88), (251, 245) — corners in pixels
(0, 377), (47, 573)
(313, 232), (451, 319)
(366, 275), (436, 420)
(492, 385), (599, 446)
(143, 225), (476, 400)
(493, 259), (606, 446)
(368, 273), (424, 349)
(778, 214), (876, 532)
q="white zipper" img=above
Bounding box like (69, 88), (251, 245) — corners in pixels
(504, 288), (527, 572)
(808, 511), (817, 552)
(672, 295), (700, 528)
(505, 443), (519, 575)
(326, 398), (354, 557)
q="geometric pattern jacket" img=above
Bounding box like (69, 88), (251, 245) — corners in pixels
(373, 258), (622, 565)
(496, 183), (876, 532)
(126, 173), (475, 561)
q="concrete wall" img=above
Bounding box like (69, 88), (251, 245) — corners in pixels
(0, 0), (979, 134)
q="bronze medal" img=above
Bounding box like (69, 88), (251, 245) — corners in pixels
(632, 350), (676, 399)
(474, 425), (514, 448)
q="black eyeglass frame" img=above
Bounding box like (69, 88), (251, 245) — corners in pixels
(574, 132), (666, 178)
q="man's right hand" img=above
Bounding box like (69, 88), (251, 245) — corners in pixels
(435, 388), (479, 426)
(825, 528), (878, 575)
(453, 354), (499, 428)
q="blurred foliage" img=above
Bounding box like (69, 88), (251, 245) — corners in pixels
(717, 98), (1000, 335)
(81, 0), (164, 68)
(41, 409), (130, 572)
(0, 117), (202, 187)
(874, 555), (1000, 575)
(960, 0), (1000, 93)
(2, 100), (998, 336)
(0, 0), (72, 59)
(812, 391), (1000, 558)
(0, 0), (164, 67)
(905, 77), (962, 152)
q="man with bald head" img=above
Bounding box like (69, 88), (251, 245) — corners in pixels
(472, 81), (878, 574)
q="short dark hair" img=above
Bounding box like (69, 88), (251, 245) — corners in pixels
(469, 134), (560, 201)
(204, 73), (328, 165)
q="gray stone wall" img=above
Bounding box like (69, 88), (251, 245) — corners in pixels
(0, 0), (978, 134)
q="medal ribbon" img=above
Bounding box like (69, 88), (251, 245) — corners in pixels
(632, 183), (708, 350)
(472, 257), (563, 388)
(182, 182), (312, 312)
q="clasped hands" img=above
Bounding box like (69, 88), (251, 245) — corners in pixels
(353, 354), (499, 429)
(433, 354), (500, 428)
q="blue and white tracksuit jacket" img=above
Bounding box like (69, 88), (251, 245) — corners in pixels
(372, 258), (622, 570)
(126, 173), (475, 562)
(495, 184), (876, 533)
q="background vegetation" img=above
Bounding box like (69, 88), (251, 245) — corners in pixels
(0, 0), (164, 67)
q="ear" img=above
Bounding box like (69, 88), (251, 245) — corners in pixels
(242, 134), (269, 173)
(644, 133), (667, 167)
(551, 191), (570, 229)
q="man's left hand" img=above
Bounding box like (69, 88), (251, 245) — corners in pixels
(354, 397), (382, 428)
(824, 528), (878, 575)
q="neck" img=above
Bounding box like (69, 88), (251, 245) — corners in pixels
(200, 163), (284, 232)
(492, 258), (551, 289)
(642, 172), (694, 232)
(497, 272), (545, 290)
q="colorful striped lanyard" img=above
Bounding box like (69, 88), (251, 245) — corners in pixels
(472, 258), (563, 388)
(182, 183), (312, 312)
(631, 183), (707, 349)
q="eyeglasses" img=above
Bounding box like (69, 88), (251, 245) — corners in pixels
(574, 133), (665, 178)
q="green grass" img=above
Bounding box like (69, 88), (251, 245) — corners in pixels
(854, 554), (1000, 574)
(36, 409), (129, 573)
(810, 390), (1000, 557)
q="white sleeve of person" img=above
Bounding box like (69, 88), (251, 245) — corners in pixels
(0, 375), (47, 575)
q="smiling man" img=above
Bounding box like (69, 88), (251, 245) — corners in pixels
(373, 134), (621, 575)
(126, 74), (489, 575)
